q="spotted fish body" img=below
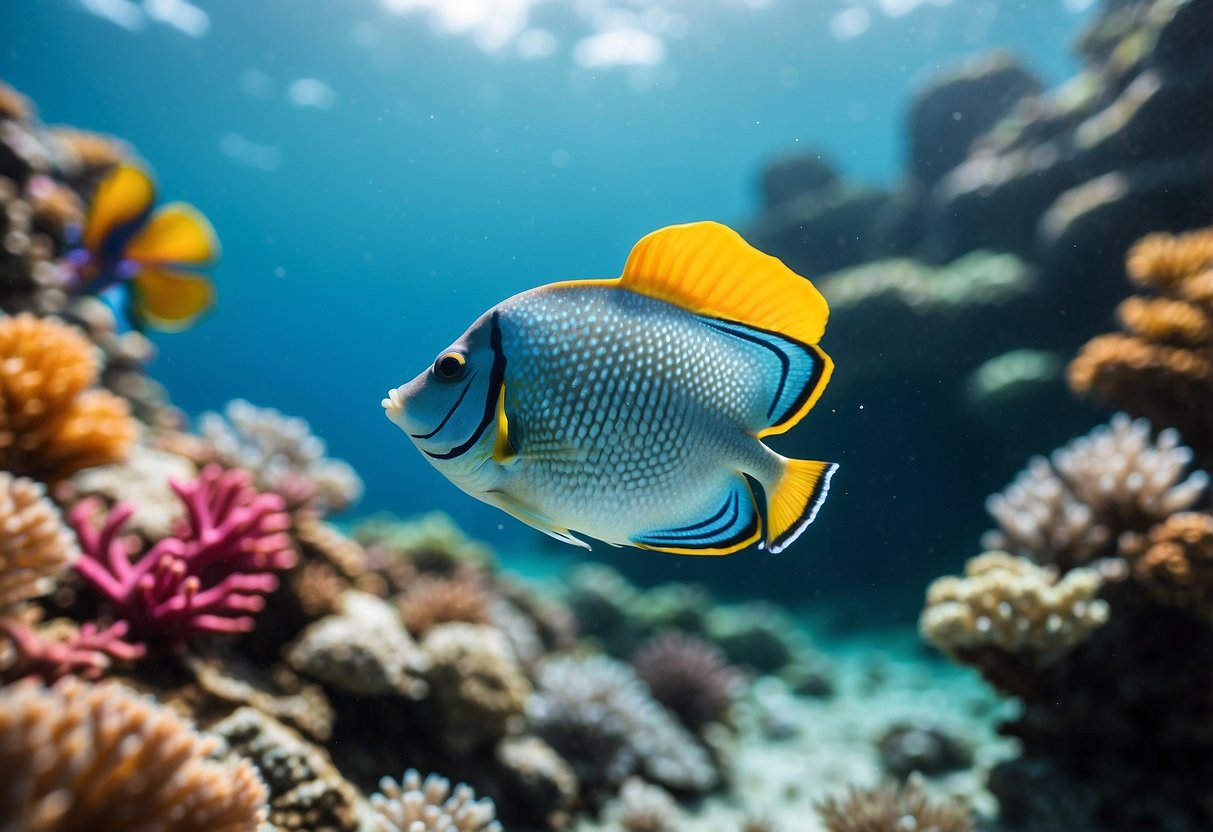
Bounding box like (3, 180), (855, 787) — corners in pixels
(384, 222), (837, 555)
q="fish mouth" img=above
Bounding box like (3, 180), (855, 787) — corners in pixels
(381, 386), (406, 416)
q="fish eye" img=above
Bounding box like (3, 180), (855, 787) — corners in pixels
(433, 351), (468, 381)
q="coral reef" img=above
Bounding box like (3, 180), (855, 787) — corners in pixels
(0, 471), (77, 611)
(71, 464), (296, 647)
(0, 617), (142, 682)
(1122, 510), (1213, 622)
(193, 398), (362, 514)
(399, 571), (493, 637)
(877, 722), (973, 782)
(1070, 227), (1213, 458)
(600, 777), (684, 832)
(0, 677), (268, 831)
(0, 313), (136, 482)
(815, 777), (973, 832)
(370, 769), (503, 832)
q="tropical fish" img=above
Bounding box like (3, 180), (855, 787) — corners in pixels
(68, 162), (220, 331)
(383, 222), (837, 555)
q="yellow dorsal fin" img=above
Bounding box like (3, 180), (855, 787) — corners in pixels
(619, 221), (829, 345)
(492, 383), (516, 463)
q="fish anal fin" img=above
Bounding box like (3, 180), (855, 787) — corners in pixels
(632, 475), (761, 556)
(765, 458), (837, 554)
(619, 222), (830, 347)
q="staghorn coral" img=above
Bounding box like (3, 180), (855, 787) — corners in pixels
(420, 622), (531, 752)
(983, 414), (1207, 569)
(1071, 228), (1213, 457)
(71, 464), (296, 648)
(815, 776), (973, 832)
(1123, 511), (1213, 621)
(399, 571), (493, 637)
(0, 677), (268, 831)
(601, 777), (684, 832)
(529, 654), (718, 798)
(0, 471), (77, 612)
(287, 590), (429, 698)
(920, 551), (1110, 668)
(631, 631), (743, 732)
(370, 769), (503, 832)
(0, 313), (136, 482)
(195, 398), (362, 514)
(211, 706), (359, 832)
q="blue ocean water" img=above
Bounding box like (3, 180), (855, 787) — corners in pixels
(3, 0), (1094, 594)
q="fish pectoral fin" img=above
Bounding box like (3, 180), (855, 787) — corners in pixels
(484, 491), (592, 551)
(632, 474), (761, 556)
(131, 267), (214, 331)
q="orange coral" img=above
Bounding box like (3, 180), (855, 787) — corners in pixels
(0, 81), (32, 122)
(1070, 227), (1213, 457)
(49, 128), (129, 176)
(0, 677), (268, 831)
(397, 572), (492, 637)
(0, 314), (137, 481)
(1126, 512), (1213, 622)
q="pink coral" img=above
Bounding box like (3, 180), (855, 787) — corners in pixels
(0, 617), (144, 681)
(71, 464), (296, 648)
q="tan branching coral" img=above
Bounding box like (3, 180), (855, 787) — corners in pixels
(1071, 227), (1213, 455)
(370, 769), (503, 832)
(399, 571), (493, 637)
(1124, 511), (1213, 622)
(0, 471), (77, 611)
(816, 777), (973, 832)
(920, 551), (1110, 663)
(0, 678), (268, 831)
(0, 314), (136, 481)
(421, 622), (531, 752)
(983, 414), (1206, 568)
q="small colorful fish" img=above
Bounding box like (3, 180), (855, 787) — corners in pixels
(383, 222), (837, 555)
(68, 162), (220, 331)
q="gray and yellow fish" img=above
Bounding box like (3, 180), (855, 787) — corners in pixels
(382, 222), (837, 555)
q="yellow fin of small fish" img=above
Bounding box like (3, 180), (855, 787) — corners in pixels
(619, 221), (830, 346)
(82, 163), (156, 255)
(765, 458), (838, 554)
(131, 268), (214, 332)
(125, 203), (220, 267)
(492, 384), (517, 463)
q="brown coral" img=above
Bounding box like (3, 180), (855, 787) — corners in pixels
(1126, 511), (1213, 621)
(816, 777), (973, 832)
(0, 81), (33, 122)
(0, 471), (78, 612)
(398, 571), (493, 637)
(49, 127), (129, 179)
(1071, 227), (1213, 457)
(0, 677), (268, 831)
(0, 314), (137, 481)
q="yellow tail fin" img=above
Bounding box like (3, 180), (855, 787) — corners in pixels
(765, 458), (837, 553)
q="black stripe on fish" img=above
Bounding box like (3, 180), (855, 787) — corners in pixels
(425, 312), (506, 461)
(703, 317), (826, 429)
(410, 370), (479, 440)
(648, 489), (736, 535)
(638, 489), (759, 550)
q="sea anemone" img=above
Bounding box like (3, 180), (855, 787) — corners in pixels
(0, 313), (136, 482)
(631, 630), (743, 732)
(816, 777), (973, 832)
(370, 769), (502, 832)
(0, 471), (77, 612)
(0, 677), (268, 831)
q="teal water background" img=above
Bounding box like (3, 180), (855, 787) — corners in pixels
(3, 0), (1094, 612)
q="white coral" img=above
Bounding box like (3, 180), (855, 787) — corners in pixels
(370, 769), (502, 832)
